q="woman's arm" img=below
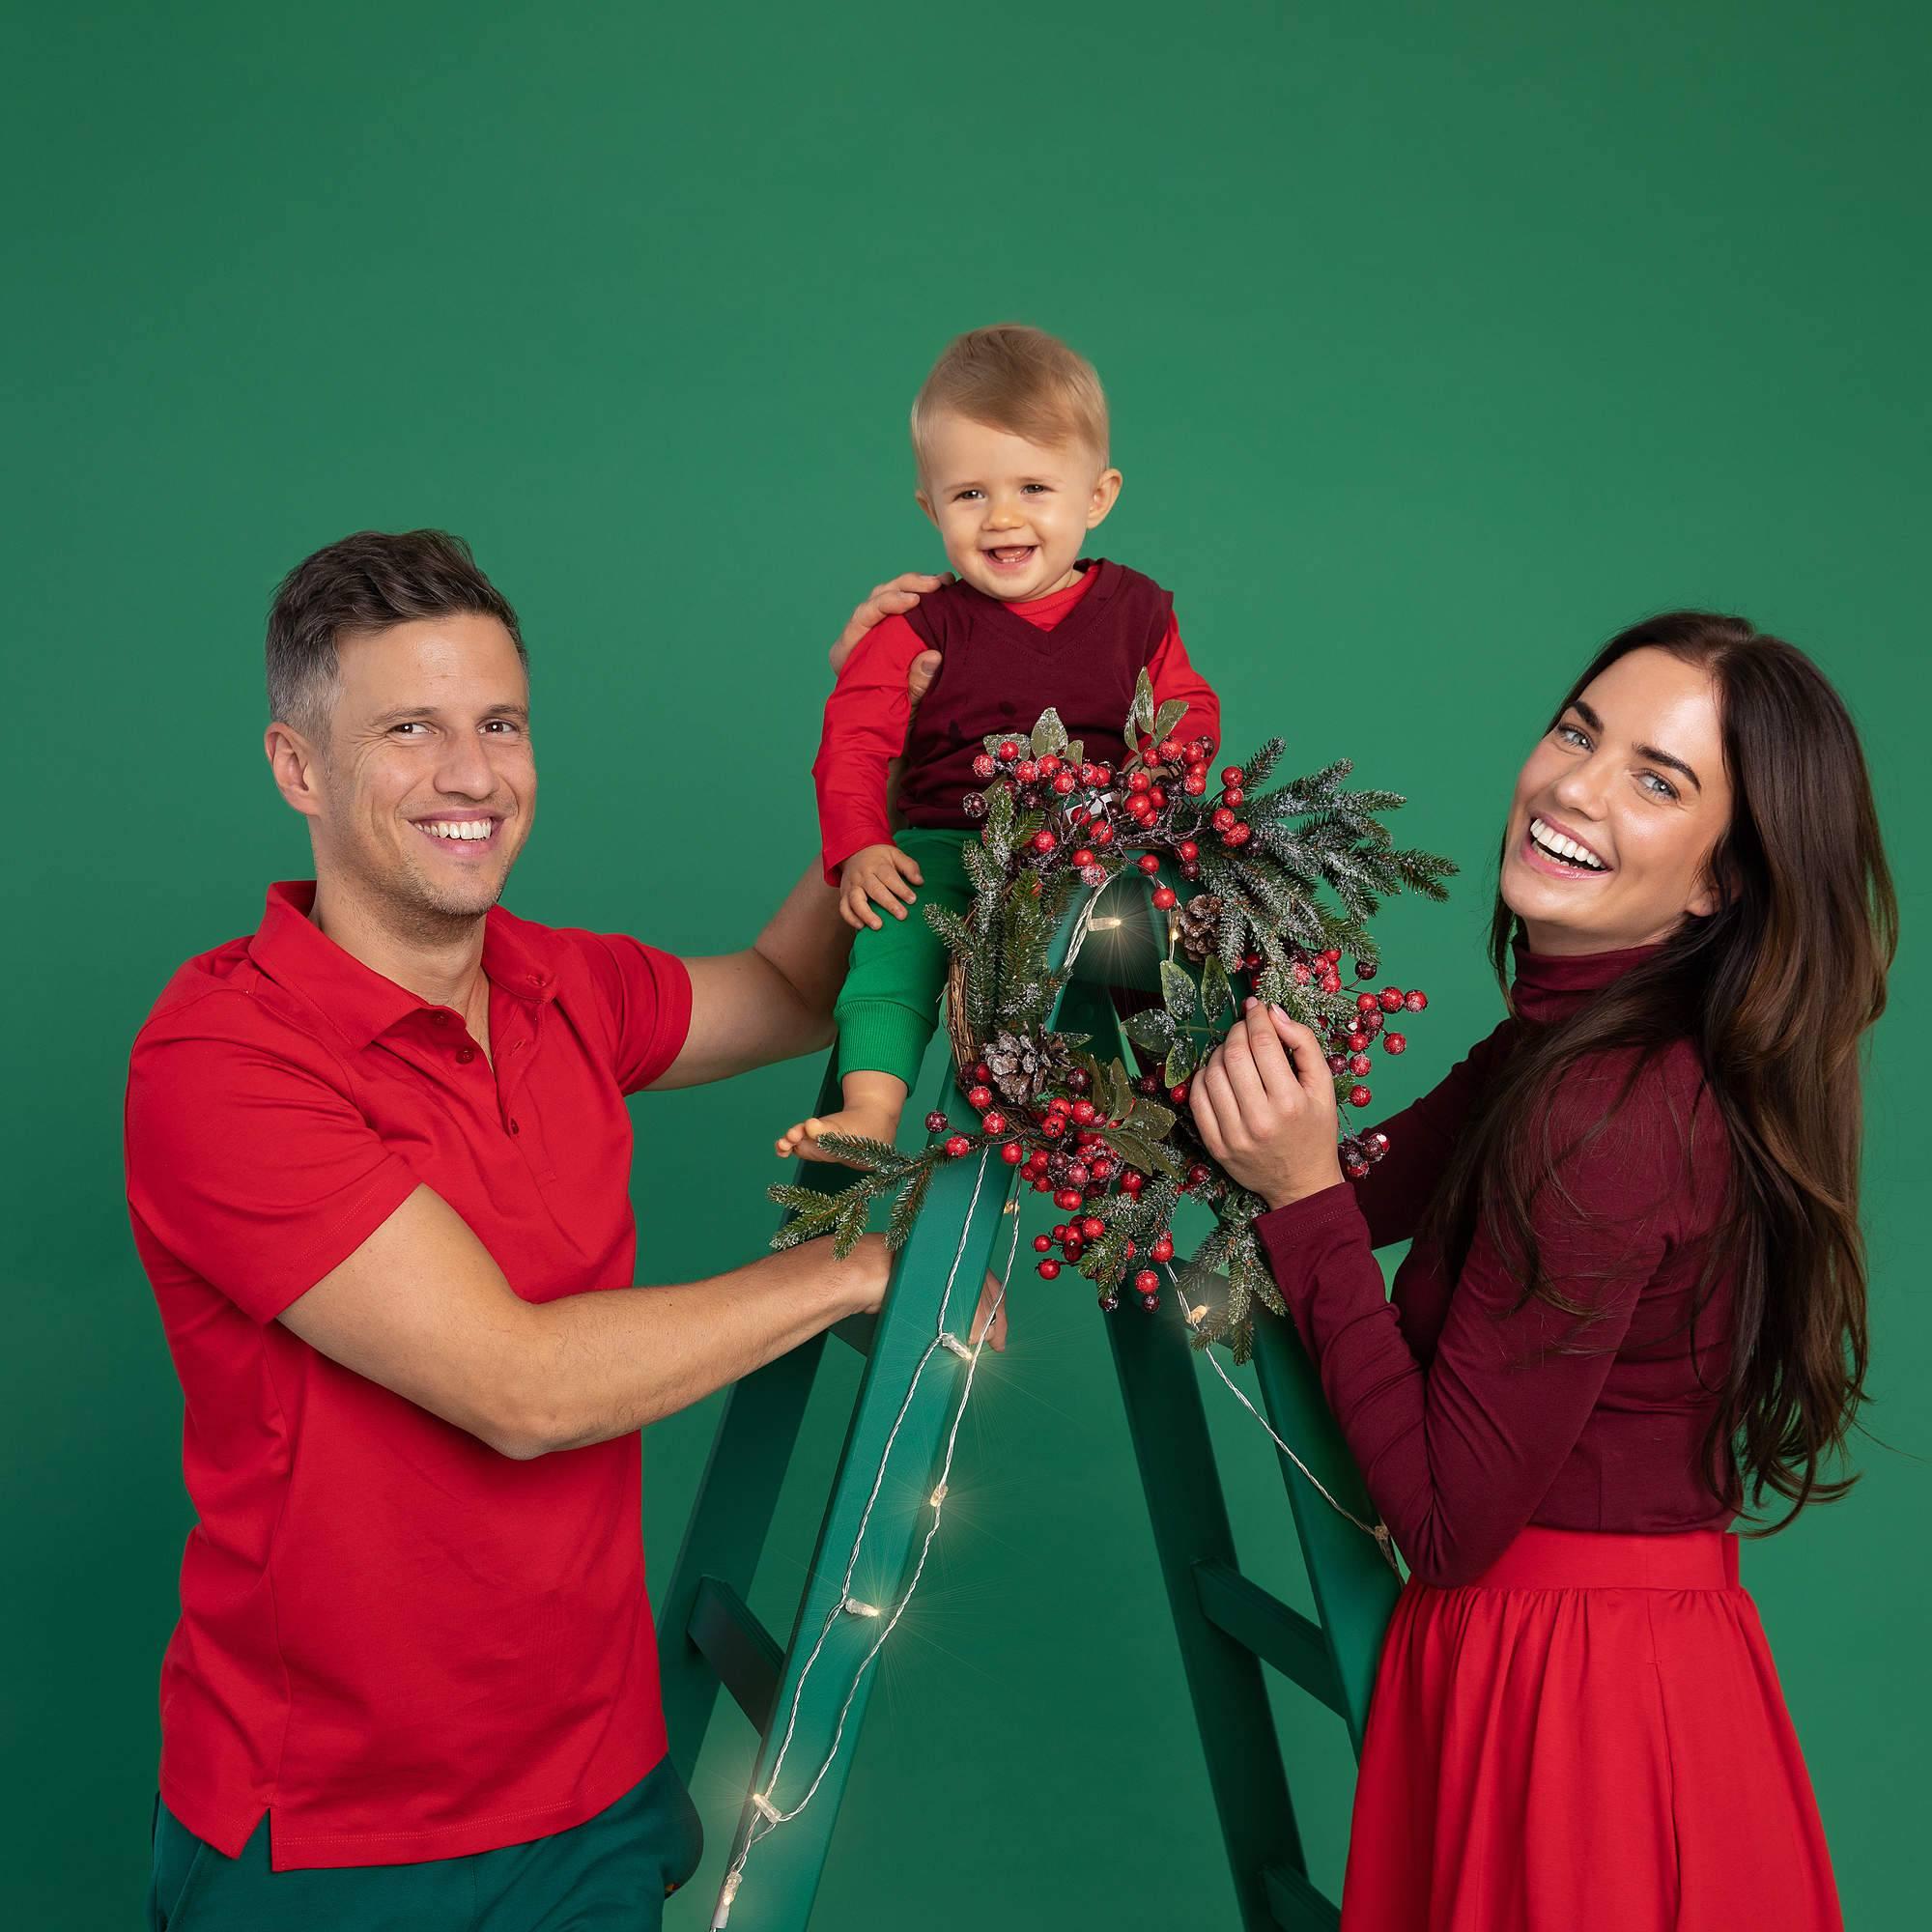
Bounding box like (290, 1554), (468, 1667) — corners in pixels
(1193, 1007), (1680, 1587)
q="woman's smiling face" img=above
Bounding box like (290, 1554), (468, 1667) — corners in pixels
(1501, 645), (1734, 955)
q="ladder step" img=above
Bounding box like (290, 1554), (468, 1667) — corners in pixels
(1194, 1559), (1348, 1721)
(1263, 1861), (1342, 1930)
(687, 1576), (782, 1734)
(830, 1310), (876, 1356)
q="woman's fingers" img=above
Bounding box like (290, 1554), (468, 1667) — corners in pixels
(1215, 1021), (1272, 1127)
(1265, 1008), (1337, 1105)
(1189, 1062), (1229, 1161)
(1236, 1000), (1302, 1105)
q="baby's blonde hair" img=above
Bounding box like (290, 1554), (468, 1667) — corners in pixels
(910, 324), (1110, 476)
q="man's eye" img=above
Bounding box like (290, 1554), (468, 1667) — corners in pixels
(391, 722), (427, 736)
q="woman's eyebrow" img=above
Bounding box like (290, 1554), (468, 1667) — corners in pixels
(1569, 697), (1702, 792)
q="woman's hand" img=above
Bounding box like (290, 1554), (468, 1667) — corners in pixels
(838, 841), (923, 930)
(1190, 1001), (1346, 1211)
(828, 571), (952, 709)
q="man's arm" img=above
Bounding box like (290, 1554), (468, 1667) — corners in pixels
(646, 862), (854, 1089)
(278, 1183), (889, 1459)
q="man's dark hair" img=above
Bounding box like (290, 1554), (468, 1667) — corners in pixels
(266, 528), (526, 743)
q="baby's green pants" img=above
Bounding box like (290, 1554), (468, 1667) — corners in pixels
(835, 826), (975, 1091)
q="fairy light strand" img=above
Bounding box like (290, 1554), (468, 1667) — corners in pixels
(713, 1155), (1021, 1926)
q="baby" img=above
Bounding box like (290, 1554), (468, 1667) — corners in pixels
(778, 323), (1221, 1162)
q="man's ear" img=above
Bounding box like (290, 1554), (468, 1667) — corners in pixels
(1085, 467), (1123, 530)
(265, 721), (325, 822)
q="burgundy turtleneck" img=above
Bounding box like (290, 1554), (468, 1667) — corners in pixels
(1253, 941), (1740, 1588)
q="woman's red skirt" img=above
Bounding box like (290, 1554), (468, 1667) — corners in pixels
(1340, 1526), (1842, 1930)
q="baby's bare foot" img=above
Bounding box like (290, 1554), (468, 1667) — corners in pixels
(774, 1099), (905, 1166)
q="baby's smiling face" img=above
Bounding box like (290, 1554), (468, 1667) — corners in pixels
(915, 409), (1122, 602)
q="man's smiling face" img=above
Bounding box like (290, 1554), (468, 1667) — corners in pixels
(305, 612), (536, 927)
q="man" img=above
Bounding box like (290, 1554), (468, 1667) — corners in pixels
(126, 531), (958, 1928)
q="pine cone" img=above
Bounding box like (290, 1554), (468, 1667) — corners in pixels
(1179, 894), (1224, 963)
(983, 1027), (1066, 1107)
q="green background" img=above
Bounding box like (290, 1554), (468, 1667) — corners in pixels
(6, 2), (1925, 1923)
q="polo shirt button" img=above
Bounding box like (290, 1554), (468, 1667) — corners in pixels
(456, 1046), (476, 1065)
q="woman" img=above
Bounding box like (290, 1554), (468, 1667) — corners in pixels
(1189, 612), (1893, 1931)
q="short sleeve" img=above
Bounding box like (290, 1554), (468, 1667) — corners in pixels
(124, 996), (419, 1324)
(570, 932), (695, 1094)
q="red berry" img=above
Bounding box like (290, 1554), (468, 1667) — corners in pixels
(1002, 1140), (1026, 1164)
(1089, 1154), (1114, 1180)
(1135, 1268), (1160, 1294)
(1015, 758), (1040, 783)
(1346, 1158), (1371, 1179)
(1128, 770), (1152, 793)
(1357, 992), (1380, 1013)
(1121, 1170), (1146, 1194)
(1169, 1081), (1190, 1105)
(1211, 807), (1236, 832)
(1226, 823), (1251, 846)
(1142, 1293), (1160, 1312)
(1182, 772), (1207, 795)
(1180, 862), (1201, 881)
(967, 1085), (993, 1110)
(1053, 771), (1077, 794)
(1149, 786), (1167, 809)
(1366, 1130), (1390, 1154)
(1347, 1031), (1370, 1052)
(1032, 829), (1058, 854)
(1134, 852), (1159, 877)
(1055, 1187), (1083, 1210)
(1093, 821), (1116, 845)
(944, 1133), (972, 1156)
(1352, 958), (1376, 980)
(1178, 839), (1199, 863)
(1186, 1163), (1211, 1188)
(1032, 1175), (1054, 1192)
(1034, 1234), (1053, 1252)
(1404, 989), (1429, 1011)
(1221, 765), (1244, 786)
(981, 1109), (1008, 1134)
(1151, 1234), (1175, 1262)
(1038, 754), (1063, 776)
(1350, 1053), (1372, 1076)
(1348, 1085), (1372, 1109)
(1051, 1224), (1068, 1240)
(1383, 1032), (1406, 1055)
(1040, 1115), (1067, 1140)
(1080, 865), (1105, 887)
(1079, 762), (1101, 785)
(973, 1062), (992, 1082)
(1069, 849), (1095, 870)
(1123, 1238), (1137, 1259)
(1380, 987), (1405, 1012)
(1062, 1234), (1085, 1258)
(1048, 1095), (1072, 1115)
(1156, 737), (1181, 762)
(1223, 786), (1244, 809)
(1080, 1215), (1106, 1240)
(1067, 1068), (1092, 1094)
(1037, 1259), (1062, 1280)
(1326, 1053), (1348, 1074)
(972, 753), (997, 780)
(997, 741), (1020, 762)
(1071, 1098), (1097, 1124)
(924, 1111), (950, 1132)
(1152, 886), (1178, 909)
(1359, 1009), (1383, 1036)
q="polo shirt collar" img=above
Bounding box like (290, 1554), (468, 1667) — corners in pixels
(250, 879), (557, 1050)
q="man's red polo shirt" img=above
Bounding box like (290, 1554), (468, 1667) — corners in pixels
(123, 880), (693, 1870)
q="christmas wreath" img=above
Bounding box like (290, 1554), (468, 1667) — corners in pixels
(770, 672), (1456, 1358)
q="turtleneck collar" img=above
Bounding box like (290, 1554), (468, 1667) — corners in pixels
(1509, 932), (1664, 1026)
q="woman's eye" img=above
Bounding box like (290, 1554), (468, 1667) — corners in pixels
(1639, 771), (1679, 800)
(1556, 723), (1589, 749)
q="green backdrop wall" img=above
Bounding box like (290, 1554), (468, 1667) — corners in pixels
(6, 3), (1925, 1923)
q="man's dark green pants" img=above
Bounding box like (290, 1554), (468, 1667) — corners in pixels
(146, 1755), (703, 1929)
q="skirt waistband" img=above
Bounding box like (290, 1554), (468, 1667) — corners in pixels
(1463, 1525), (1740, 1592)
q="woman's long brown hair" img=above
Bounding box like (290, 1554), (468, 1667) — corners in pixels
(1423, 612), (1897, 1530)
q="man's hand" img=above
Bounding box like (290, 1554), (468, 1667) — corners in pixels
(968, 1268), (1009, 1352)
(838, 841), (923, 931)
(829, 571), (954, 679)
(1190, 1000), (1345, 1211)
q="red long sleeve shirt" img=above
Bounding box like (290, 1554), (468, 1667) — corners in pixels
(811, 566), (1219, 883)
(1254, 941), (1740, 1588)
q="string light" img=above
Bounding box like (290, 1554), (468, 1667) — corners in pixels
(713, 1152), (1022, 1926)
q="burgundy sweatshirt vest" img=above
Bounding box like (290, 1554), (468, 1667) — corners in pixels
(895, 558), (1174, 831)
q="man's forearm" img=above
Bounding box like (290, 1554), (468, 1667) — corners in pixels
(752, 859), (854, 1036)
(508, 1235), (877, 1458)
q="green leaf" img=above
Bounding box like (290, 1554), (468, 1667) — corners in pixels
(1124, 668), (1156, 744)
(1150, 696), (1189, 746)
(1123, 1009), (1177, 1053)
(1163, 1038), (1197, 1087)
(1159, 958), (1199, 1023)
(1064, 739), (1084, 768)
(1030, 708), (1068, 757)
(1124, 1095), (1177, 1141)
(1106, 1126), (1161, 1174)
(1102, 1057), (1136, 1123)
(1199, 954), (1233, 1028)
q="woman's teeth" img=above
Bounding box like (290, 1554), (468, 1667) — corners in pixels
(1528, 816), (1606, 870)
(418, 819), (495, 841)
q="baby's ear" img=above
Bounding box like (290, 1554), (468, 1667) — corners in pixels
(1086, 467), (1123, 527)
(914, 488), (938, 527)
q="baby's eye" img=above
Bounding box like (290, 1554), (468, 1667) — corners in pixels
(1021, 483), (1051, 495)
(954, 489), (983, 502)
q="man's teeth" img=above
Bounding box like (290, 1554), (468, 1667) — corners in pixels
(1528, 817), (1605, 870)
(419, 819), (494, 841)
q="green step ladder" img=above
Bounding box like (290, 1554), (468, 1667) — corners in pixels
(655, 873), (1404, 1929)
